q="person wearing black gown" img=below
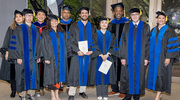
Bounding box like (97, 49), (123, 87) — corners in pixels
(8, 9), (41, 100)
(108, 3), (129, 98)
(67, 7), (96, 100)
(0, 10), (23, 98)
(42, 14), (71, 100)
(146, 11), (179, 100)
(89, 17), (118, 100)
(33, 8), (47, 97)
(119, 8), (150, 100)
(59, 5), (74, 93)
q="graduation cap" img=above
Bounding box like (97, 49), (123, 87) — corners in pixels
(129, 8), (143, 15)
(156, 11), (168, 21)
(35, 9), (47, 16)
(22, 9), (33, 15)
(111, 2), (124, 10)
(98, 17), (111, 24)
(156, 11), (166, 17)
(48, 14), (58, 20)
(78, 7), (90, 13)
(62, 5), (73, 12)
(14, 10), (23, 16)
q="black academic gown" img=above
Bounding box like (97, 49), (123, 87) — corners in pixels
(68, 21), (96, 87)
(42, 29), (71, 86)
(119, 21), (150, 95)
(8, 24), (41, 92)
(0, 27), (13, 81)
(146, 26), (179, 94)
(108, 18), (129, 81)
(60, 20), (74, 79)
(89, 30), (118, 86)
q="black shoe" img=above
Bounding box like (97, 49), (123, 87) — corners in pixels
(19, 96), (26, 100)
(10, 91), (16, 98)
(79, 92), (88, 99)
(27, 95), (36, 100)
(123, 94), (132, 100)
(68, 96), (74, 100)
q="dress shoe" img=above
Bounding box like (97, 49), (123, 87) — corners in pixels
(27, 95), (36, 100)
(68, 96), (74, 100)
(108, 91), (120, 96)
(20, 96), (26, 100)
(39, 89), (44, 96)
(118, 93), (125, 99)
(10, 91), (16, 98)
(97, 96), (102, 100)
(79, 92), (88, 99)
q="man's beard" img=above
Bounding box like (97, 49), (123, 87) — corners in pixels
(80, 16), (88, 21)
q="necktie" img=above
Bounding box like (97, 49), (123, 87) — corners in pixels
(135, 24), (138, 28)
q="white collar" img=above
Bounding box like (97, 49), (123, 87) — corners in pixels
(133, 20), (140, 25)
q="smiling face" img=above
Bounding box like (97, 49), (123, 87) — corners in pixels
(36, 12), (46, 23)
(15, 14), (23, 24)
(113, 7), (124, 19)
(50, 19), (58, 28)
(62, 10), (71, 21)
(157, 15), (166, 25)
(79, 10), (89, 21)
(24, 13), (33, 23)
(130, 12), (140, 23)
(100, 20), (108, 30)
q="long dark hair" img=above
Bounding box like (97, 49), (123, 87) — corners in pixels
(45, 19), (64, 32)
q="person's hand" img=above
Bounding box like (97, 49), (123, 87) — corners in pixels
(5, 51), (8, 60)
(165, 59), (170, 66)
(37, 58), (41, 63)
(121, 59), (126, 66)
(103, 54), (109, 61)
(17, 59), (22, 65)
(144, 60), (149, 66)
(85, 51), (93, 55)
(45, 60), (50, 64)
(77, 51), (84, 56)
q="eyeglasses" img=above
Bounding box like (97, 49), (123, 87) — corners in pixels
(131, 13), (140, 16)
(25, 14), (33, 17)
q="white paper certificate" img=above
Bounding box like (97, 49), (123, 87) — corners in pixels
(98, 60), (112, 74)
(78, 40), (88, 54)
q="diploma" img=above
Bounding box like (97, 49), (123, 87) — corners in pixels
(78, 40), (88, 54)
(98, 60), (112, 74)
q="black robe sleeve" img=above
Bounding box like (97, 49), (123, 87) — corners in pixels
(1, 27), (12, 52)
(144, 24), (150, 60)
(8, 26), (23, 59)
(165, 28), (179, 61)
(42, 30), (51, 61)
(107, 33), (118, 57)
(119, 24), (127, 59)
(91, 33), (102, 58)
(69, 23), (80, 53)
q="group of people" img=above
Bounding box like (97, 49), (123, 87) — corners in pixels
(0, 2), (179, 100)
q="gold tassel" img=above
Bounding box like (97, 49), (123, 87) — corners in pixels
(140, 9), (142, 15)
(89, 10), (91, 16)
(33, 10), (36, 16)
(58, 18), (60, 23)
(107, 18), (110, 24)
(166, 16), (168, 21)
(22, 15), (24, 19)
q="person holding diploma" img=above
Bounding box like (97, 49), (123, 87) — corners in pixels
(89, 17), (118, 100)
(146, 11), (179, 100)
(68, 7), (96, 100)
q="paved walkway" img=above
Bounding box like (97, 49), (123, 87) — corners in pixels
(0, 79), (180, 100)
